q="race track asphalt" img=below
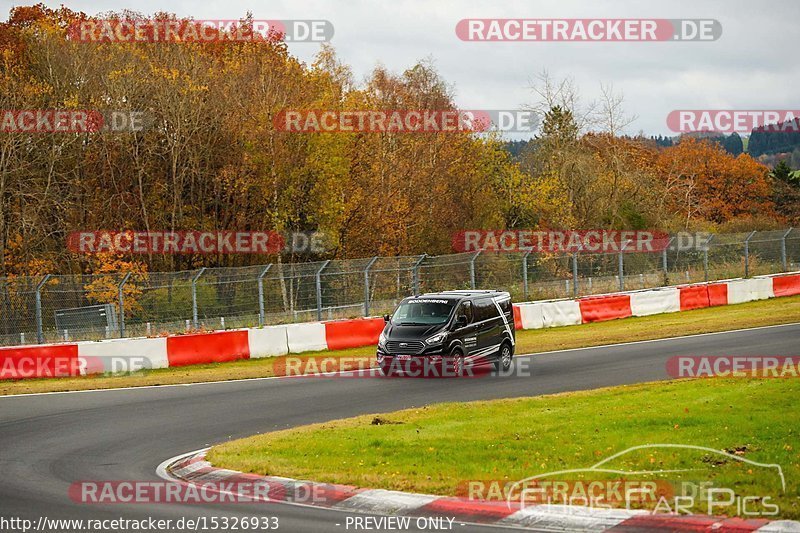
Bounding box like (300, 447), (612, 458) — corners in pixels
(1, 323), (797, 533)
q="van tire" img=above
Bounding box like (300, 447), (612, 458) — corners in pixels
(450, 349), (465, 377)
(494, 342), (513, 373)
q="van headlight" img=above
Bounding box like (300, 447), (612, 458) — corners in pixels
(378, 331), (387, 347)
(425, 332), (446, 345)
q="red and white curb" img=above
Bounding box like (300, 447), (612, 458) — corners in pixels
(158, 449), (800, 532)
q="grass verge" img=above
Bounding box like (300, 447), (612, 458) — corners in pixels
(2, 294), (800, 396)
(208, 378), (800, 518)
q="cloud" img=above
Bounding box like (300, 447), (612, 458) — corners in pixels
(7, 0), (798, 136)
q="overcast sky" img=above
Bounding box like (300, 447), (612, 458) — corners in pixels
(3, 0), (798, 137)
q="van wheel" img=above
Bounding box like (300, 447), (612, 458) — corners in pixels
(494, 343), (513, 372)
(450, 349), (464, 377)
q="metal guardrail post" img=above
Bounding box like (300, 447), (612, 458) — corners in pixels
(744, 231), (756, 278)
(191, 268), (206, 329)
(363, 256), (379, 316)
(35, 274), (52, 344)
(618, 240), (631, 292)
(662, 237), (674, 285)
(117, 272), (131, 338)
(469, 251), (481, 289)
(571, 252), (578, 298)
(703, 235), (714, 283)
(781, 228), (793, 272)
(522, 251), (531, 300)
(257, 264), (272, 326)
(315, 260), (330, 321)
(412, 254), (426, 296)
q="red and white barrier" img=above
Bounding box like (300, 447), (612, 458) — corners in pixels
(629, 287), (680, 317)
(517, 303), (544, 330)
(772, 273), (800, 297)
(167, 330), (250, 367)
(286, 322), (328, 353)
(324, 317), (384, 351)
(540, 300), (582, 328)
(727, 278), (770, 304)
(78, 336), (168, 374)
(247, 326), (289, 358)
(512, 305), (523, 330)
(0, 343), (80, 379)
(578, 294), (632, 323)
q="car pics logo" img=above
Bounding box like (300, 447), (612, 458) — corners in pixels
(503, 444), (784, 517)
(667, 110), (800, 134)
(67, 19), (333, 43)
(273, 109), (538, 133)
(456, 19), (721, 42)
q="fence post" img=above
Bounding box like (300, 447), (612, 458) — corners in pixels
(703, 234), (714, 283)
(35, 274), (51, 344)
(412, 254), (426, 296)
(618, 240), (631, 292)
(469, 251), (481, 289)
(257, 264), (272, 326)
(191, 267), (206, 329)
(572, 252), (578, 297)
(363, 256), (379, 316)
(662, 237), (674, 285)
(781, 228), (792, 272)
(117, 272), (131, 338)
(522, 251), (531, 301)
(315, 260), (330, 321)
(744, 231), (756, 278)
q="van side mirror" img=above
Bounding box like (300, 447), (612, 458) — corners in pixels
(455, 315), (468, 328)
(383, 314), (391, 323)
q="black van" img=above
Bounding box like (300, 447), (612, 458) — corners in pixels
(377, 290), (515, 376)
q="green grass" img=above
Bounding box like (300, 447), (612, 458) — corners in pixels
(2, 294), (800, 396)
(209, 378), (800, 518)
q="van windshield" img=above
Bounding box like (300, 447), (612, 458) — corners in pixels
(392, 299), (455, 325)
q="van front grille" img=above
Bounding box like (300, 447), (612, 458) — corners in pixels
(385, 340), (425, 354)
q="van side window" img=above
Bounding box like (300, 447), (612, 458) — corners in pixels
(458, 301), (473, 323)
(497, 297), (511, 315)
(473, 298), (498, 322)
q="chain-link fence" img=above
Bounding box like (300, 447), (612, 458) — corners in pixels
(1, 229), (798, 346)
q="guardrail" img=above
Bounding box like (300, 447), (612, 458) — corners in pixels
(2, 271), (798, 380)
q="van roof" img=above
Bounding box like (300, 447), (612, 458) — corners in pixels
(407, 290), (510, 301)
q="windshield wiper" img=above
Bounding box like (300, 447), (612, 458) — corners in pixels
(397, 322), (428, 326)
